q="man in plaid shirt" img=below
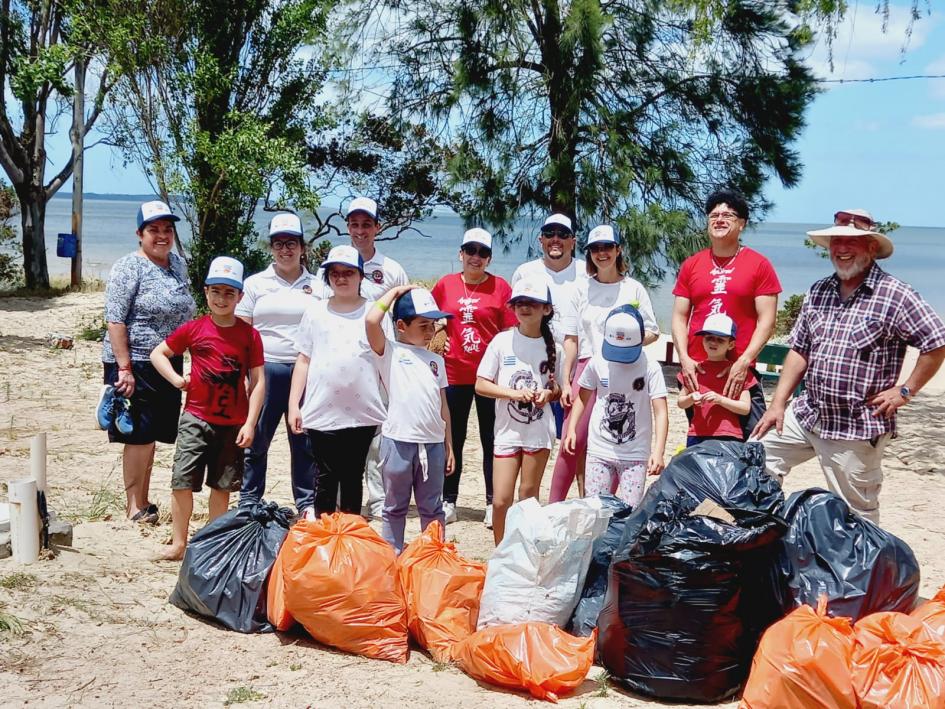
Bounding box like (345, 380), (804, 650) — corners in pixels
(752, 208), (945, 523)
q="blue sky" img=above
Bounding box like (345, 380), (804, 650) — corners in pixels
(42, 3), (945, 227)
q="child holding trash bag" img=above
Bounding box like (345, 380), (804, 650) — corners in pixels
(676, 313), (754, 447)
(562, 304), (667, 507)
(365, 284), (455, 553)
(475, 276), (562, 544)
(150, 257), (266, 561)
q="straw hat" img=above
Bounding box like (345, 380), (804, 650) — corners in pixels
(806, 208), (893, 259)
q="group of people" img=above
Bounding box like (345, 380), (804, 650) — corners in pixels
(98, 190), (945, 559)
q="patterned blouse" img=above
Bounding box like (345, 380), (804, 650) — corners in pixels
(102, 252), (196, 363)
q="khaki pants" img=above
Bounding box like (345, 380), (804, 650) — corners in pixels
(761, 404), (891, 524)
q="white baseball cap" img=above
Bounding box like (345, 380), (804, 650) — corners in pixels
(345, 196), (378, 221)
(696, 313), (737, 338)
(602, 305), (644, 363)
(136, 200), (180, 229)
(462, 228), (493, 250)
(321, 244), (364, 273)
(587, 224), (618, 246)
(393, 288), (453, 321)
(205, 256), (244, 290)
(508, 275), (552, 305)
(269, 212), (303, 239)
(541, 213), (573, 234)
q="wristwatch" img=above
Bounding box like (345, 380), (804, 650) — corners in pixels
(899, 385), (912, 400)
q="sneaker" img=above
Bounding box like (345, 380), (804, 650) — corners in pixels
(96, 385), (116, 430)
(113, 395), (134, 435)
(483, 504), (493, 529)
(443, 501), (457, 525)
(300, 507), (317, 521)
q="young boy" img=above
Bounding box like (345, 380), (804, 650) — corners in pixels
(151, 256), (265, 560)
(677, 313), (754, 447)
(365, 284), (454, 553)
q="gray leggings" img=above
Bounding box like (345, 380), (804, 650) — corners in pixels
(380, 437), (446, 553)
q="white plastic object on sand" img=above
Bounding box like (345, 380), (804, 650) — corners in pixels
(477, 497), (612, 629)
(0, 502), (10, 533)
(8, 479), (39, 564)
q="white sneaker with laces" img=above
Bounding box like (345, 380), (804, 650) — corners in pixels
(483, 504), (493, 529)
(443, 501), (457, 524)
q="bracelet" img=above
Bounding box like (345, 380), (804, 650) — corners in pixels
(118, 364), (132, 372)
(375, 301), (389, 313)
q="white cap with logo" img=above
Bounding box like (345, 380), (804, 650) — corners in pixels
(587, 224), (618, 246)
(269, 212), (303, 238)
(602, 304), (644, 363)
(321, 244), (364, 273)
(541, 213), (573, 234)
(696, 313), (737, 338)
(508, 275), (552, 305)
(462, 228), (493, 250)
(345, 196), (378, 221)
(205, 256), (245, 290)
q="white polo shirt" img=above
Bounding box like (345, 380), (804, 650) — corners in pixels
(511, 257), (587, 347)
(235, 265), (320, 363)
(316, 248), (409, 300)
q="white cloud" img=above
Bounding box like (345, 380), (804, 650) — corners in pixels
(911, 113), (945, 129)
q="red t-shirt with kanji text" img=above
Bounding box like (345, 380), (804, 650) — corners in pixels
(165, 315), (264, 426)
(672, 246), (781, 361)
(431, 273), (517, 385)
(677, 359), (757, 439)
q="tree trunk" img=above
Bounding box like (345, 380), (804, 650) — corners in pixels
(19, 190), (49, 289)
(70, 57), (86, 287)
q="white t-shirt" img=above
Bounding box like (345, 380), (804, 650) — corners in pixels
(578, 354), (667, 462)
(563, 276), (659, 360)
(375, 341), (448, 443)
(235, 265), (320, 363)
(510, 258), (587, 347)
(476, 329), (563, 450)
(294, 300), (393, 431)
(315, 249), (409, 301)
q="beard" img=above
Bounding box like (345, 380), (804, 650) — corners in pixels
(832, 252), (872, 281)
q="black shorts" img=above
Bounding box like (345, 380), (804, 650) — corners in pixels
(103, 358), (183, 445)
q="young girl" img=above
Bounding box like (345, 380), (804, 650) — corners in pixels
(475, 276), (562, 544)
(563, 304), (667, 507)
(288, 245), (392, 517)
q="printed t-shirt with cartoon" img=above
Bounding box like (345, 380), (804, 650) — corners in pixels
(563, 277), (659, 360)
(293, 300), (394, 431)
(375, 342), (448, 444)
(676, 360), (757, 439)
(431, 273), (518, 384)
(476, 329), (563, 450)
(578, 353), (667, 462)
(164, 316), (265, 426)
(235, 264), (319, 362)
(315, 250), (409, 301)
(511, 258), (587, 347)
(672, 247), (781, 361)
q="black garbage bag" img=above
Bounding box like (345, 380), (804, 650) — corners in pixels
(598, 493), (786, 703)
(776, 488), (920, 621)
(568, 495), (634, 637)
(169, 501), (292, 633)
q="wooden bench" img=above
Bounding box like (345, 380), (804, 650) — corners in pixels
(661, 340), (804, 395)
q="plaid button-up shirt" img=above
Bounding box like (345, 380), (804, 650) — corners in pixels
(790, 263), (945, 440)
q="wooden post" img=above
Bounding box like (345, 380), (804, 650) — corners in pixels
(70, 57), (86, 288)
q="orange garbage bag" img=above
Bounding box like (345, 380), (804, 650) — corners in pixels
(265, 545), (294, 631)
(397, 521), (486, 663)
(911, 586), (945, 640)
(740, 597), (856, 709)
(281, 513), (409, 663)
(452, 622), (595, 702)
(852, 611), (945, 709)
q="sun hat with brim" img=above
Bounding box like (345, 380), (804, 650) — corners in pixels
(137, 200), (180, 229)
(508, 275), (552, 305)
(321, 244), (364, 273)
(602, 304), (645, 364)
(205, 256), (244, 291)
(806, 225), (894, 259)
(393, 288), (453, 322)
(269, 212), (304, 239)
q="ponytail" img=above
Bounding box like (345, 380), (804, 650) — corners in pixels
(539, 308), (557, 383)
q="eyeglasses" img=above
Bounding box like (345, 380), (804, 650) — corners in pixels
(589, 242), (616, 253)
(271, 240), (301, 251)
(540, 229), (573, 239)
(708, 211), (741, 222)
(461, 244), (492, 258)
(834, 212), (874, 230)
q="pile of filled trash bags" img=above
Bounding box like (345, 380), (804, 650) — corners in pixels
(168, 440), (941, 705)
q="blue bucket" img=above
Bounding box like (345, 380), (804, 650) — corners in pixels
(57, 233), (77, 258)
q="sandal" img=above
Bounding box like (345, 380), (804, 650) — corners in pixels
(131, 508), (159, 525)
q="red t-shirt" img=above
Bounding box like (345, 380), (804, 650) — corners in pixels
(672, 247), (781, 361)
(677, 360), (757, 439)
(165, 316), (264, 426)
(431, 273), (517, 385)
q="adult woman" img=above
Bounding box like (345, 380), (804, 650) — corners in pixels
(236, 213), (320, 515)
(100, 200), (196, 523)
(551, 225), (660, 502)
(288, 245), (391, 516)
(431, 228), (517, 527)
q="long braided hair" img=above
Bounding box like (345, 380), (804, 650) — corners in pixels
(539, 306), (557, 387)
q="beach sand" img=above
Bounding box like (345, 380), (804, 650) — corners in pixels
(1, 291), (944, 707)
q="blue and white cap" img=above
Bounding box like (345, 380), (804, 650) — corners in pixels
(587, 224), (617, 246)
(696, 313), (737, 338)
(269, 212), (303, 239)
(541, 213), (573, 234)
(393, 288), (453, 321)
(345, 196), (378, 221)
(321, 244), (364, 273)
(508, 275), (552, 305)
(205, 256), (244, 290)
(602, 304), (644, 363)
(136, 200), (180, 229)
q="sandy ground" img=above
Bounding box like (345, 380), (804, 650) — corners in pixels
(1, 291), (944, 708)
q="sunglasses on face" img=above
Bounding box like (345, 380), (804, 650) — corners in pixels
(541, 229), (573, 239)
(834, 212), (874, 230)
(589, 242), (616, 253)
(461, 244), (492, 258)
